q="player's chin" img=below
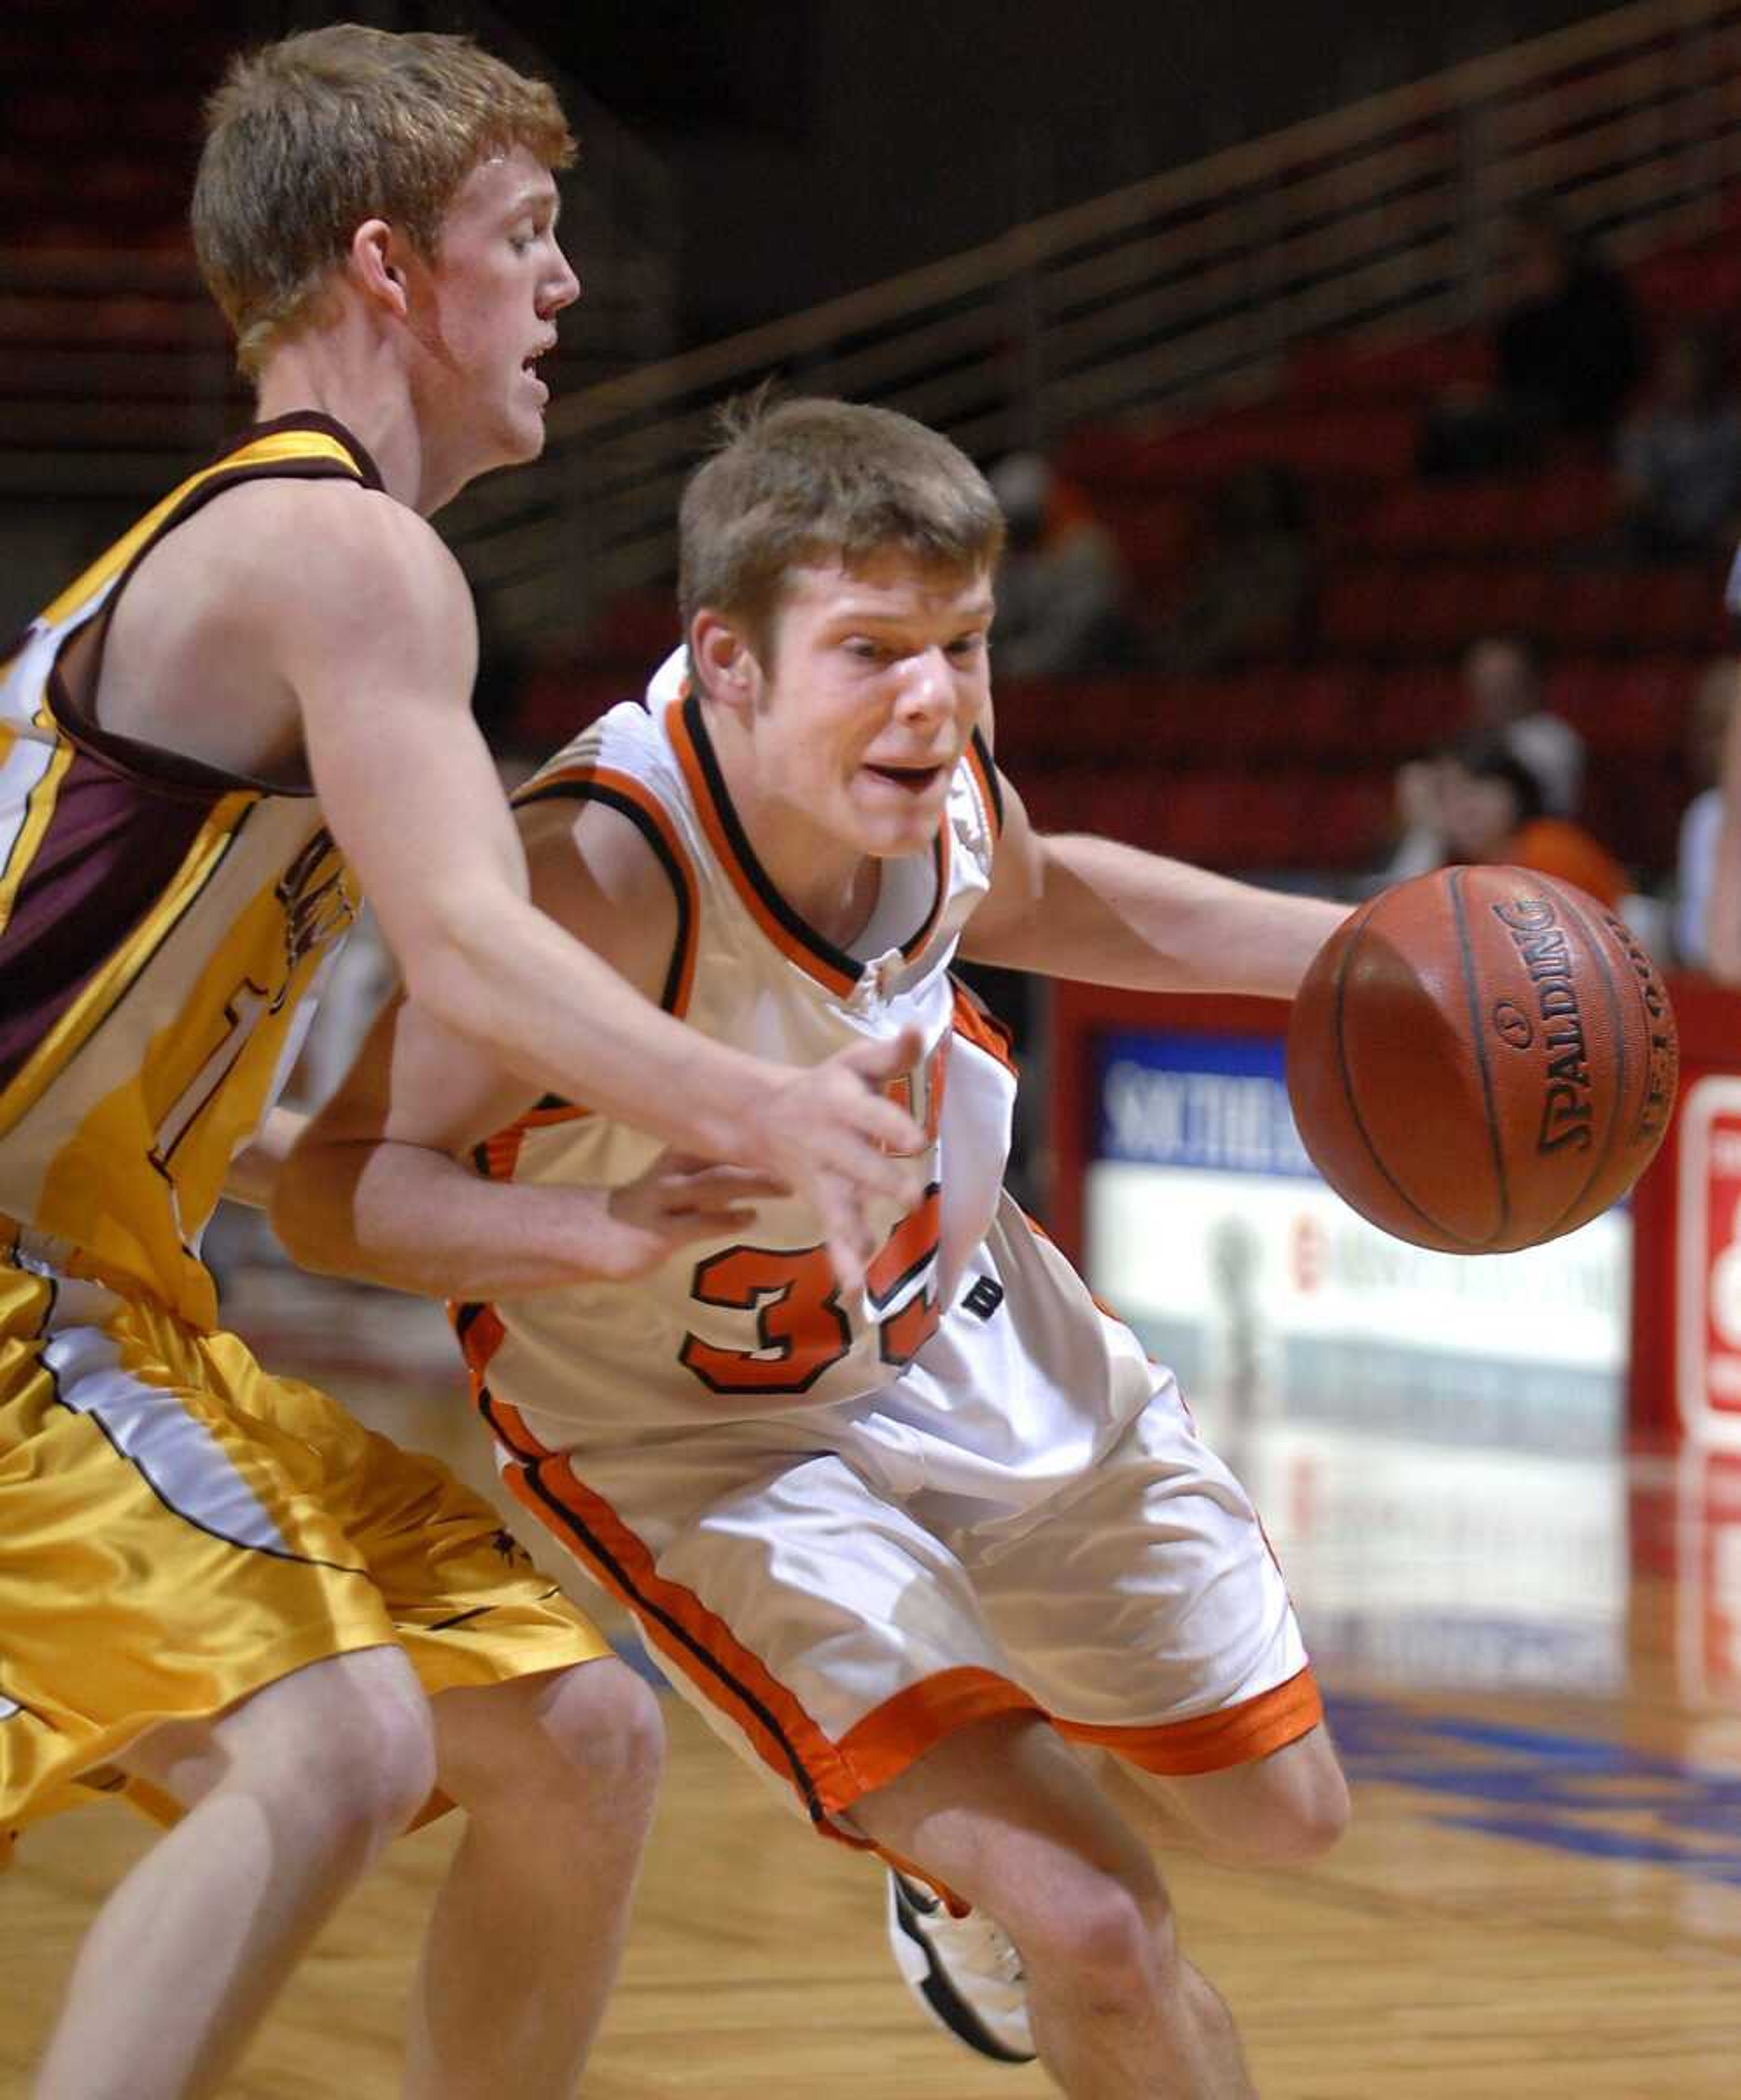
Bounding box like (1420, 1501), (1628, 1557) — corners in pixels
(854, 809), (940, 859)
(504, 414), (549, 463)
(497, 394), (550, 461)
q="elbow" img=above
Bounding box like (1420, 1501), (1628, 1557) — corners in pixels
(396, 916), (500, 1052)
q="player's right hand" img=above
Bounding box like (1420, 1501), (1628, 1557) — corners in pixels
(744, 1029), (928, 1293)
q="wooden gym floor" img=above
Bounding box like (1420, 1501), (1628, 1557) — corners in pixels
(3, 1268), (1739, 2098)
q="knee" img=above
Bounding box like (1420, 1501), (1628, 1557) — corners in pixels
(1014, 1865), (1174, 2007)
(249, 1652), (438, 1848)
(442, 1659), (666, 1831)
(539, 1659), (666, 1815)
(1225, 1758), (1351, 1867)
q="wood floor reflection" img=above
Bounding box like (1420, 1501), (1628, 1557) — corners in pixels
(4, 1271), (1739, 2097)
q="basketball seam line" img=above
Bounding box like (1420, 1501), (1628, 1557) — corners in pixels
(1449, 863), (1510, 1250)
(1333, 888), (1479, 1251)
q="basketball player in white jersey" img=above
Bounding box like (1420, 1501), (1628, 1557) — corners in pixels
(0, 29), (924, 2100)
(279, 397), (1354, 2097)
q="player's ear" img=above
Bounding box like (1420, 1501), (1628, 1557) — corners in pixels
(689, 609), (759, 715)
(350, 219), (410, 317)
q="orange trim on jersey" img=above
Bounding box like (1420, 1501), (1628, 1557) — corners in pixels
(667, 696), (953, 997)
(1055, 1666), (1324, 1776)
(666, 697), (858, 995)
(479, 1123), (527, 1184)
(500, 1451), (875, 1829)
(517, 758), (700, 1019)
(833, 1666), (1044, 1797)
(472, 1100), (595, 1184)
(950, 978), (1018, 1078)
(449, 1299), (551, 1465)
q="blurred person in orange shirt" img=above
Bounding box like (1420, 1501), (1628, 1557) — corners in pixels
(1440, 738), (1629, 909)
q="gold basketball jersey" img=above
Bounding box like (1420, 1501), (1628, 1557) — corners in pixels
(0, 415), (377, 1328)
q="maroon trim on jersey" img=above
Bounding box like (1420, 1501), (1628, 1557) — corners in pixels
(243, 411), (385, 491)
(0, 751), (227, 1092)
(44, 411), (383, 797)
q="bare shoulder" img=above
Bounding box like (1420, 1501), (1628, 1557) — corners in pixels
(138, 473), (453, 588)
(519, 794), (681, 1006)
(93, 478), (470, 768)
(117, 478), (470, 684)
(208, 480), (467, 631)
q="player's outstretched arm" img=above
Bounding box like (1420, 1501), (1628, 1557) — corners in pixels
(273, 993), (783, 1298)
(266, 487), (922, 1286)
(959, 765), (1347, 997)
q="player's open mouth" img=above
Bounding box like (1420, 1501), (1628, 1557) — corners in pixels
(522, 343), (554, 399)
(863, 764), (943, 794)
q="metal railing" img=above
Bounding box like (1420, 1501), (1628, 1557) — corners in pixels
(4, 0), (1741, 646)
(474, 0), (1741, 642)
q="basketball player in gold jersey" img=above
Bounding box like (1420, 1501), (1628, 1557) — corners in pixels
(0, 27), (923, 2100)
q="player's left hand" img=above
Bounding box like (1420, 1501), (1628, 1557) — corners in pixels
(595, 1150), (784, 1281)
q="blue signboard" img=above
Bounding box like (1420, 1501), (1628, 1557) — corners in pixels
(1094, 1028), (1316, 1179)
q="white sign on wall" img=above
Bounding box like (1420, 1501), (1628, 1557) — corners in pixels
(1084, 1028), (1629, 1451)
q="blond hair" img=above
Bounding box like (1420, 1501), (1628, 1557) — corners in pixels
(679, 395), (1005, 664)
(193, 23), (574, 379)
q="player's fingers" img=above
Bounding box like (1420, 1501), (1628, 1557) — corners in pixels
(851, 1090), (926, 1157)
(833, 1140), (924, 1211)
(805, 1168), (880, 1293)
(671, 1165), (786, 1203)
(664, 1201), (760, 1242)
(838, 1025), (925, 1083)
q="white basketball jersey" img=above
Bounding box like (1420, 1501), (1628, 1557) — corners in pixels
(459, 666), (1017, 1442)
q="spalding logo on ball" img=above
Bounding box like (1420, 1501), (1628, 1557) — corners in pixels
(1286, 865), (1679, 1254)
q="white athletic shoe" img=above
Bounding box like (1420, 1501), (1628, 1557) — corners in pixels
(885, 1870), (1036, 2064)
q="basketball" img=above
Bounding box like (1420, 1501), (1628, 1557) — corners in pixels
(1286, 865), (1679, 1254)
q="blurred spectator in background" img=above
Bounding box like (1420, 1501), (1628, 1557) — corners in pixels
(1462, 632), (1585, 813)
(1420, 200), (1645, 477)
(1384, 633), (1586, 878)
(1149, 463), (1316, 673)
(1439, 737), (1629, 908)
(1615, 329), (1741, 565)
(1674, 658), (1738, 967)
(988, 451), (1138, 677)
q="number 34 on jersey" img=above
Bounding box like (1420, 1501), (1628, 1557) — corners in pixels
(678, 1040), (948, 1398)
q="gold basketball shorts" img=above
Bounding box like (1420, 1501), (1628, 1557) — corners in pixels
(0, 1254), (610, 1839)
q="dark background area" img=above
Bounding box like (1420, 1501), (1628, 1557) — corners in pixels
(491, 0), (1634, 337)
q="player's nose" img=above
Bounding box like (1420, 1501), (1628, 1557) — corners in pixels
(898, 646), (954, 717)
(545, 244), (582, 315)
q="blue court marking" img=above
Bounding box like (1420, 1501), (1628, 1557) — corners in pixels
(1329, 1695), (1741, 1888)
(609, 1649), (1741, 1884)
